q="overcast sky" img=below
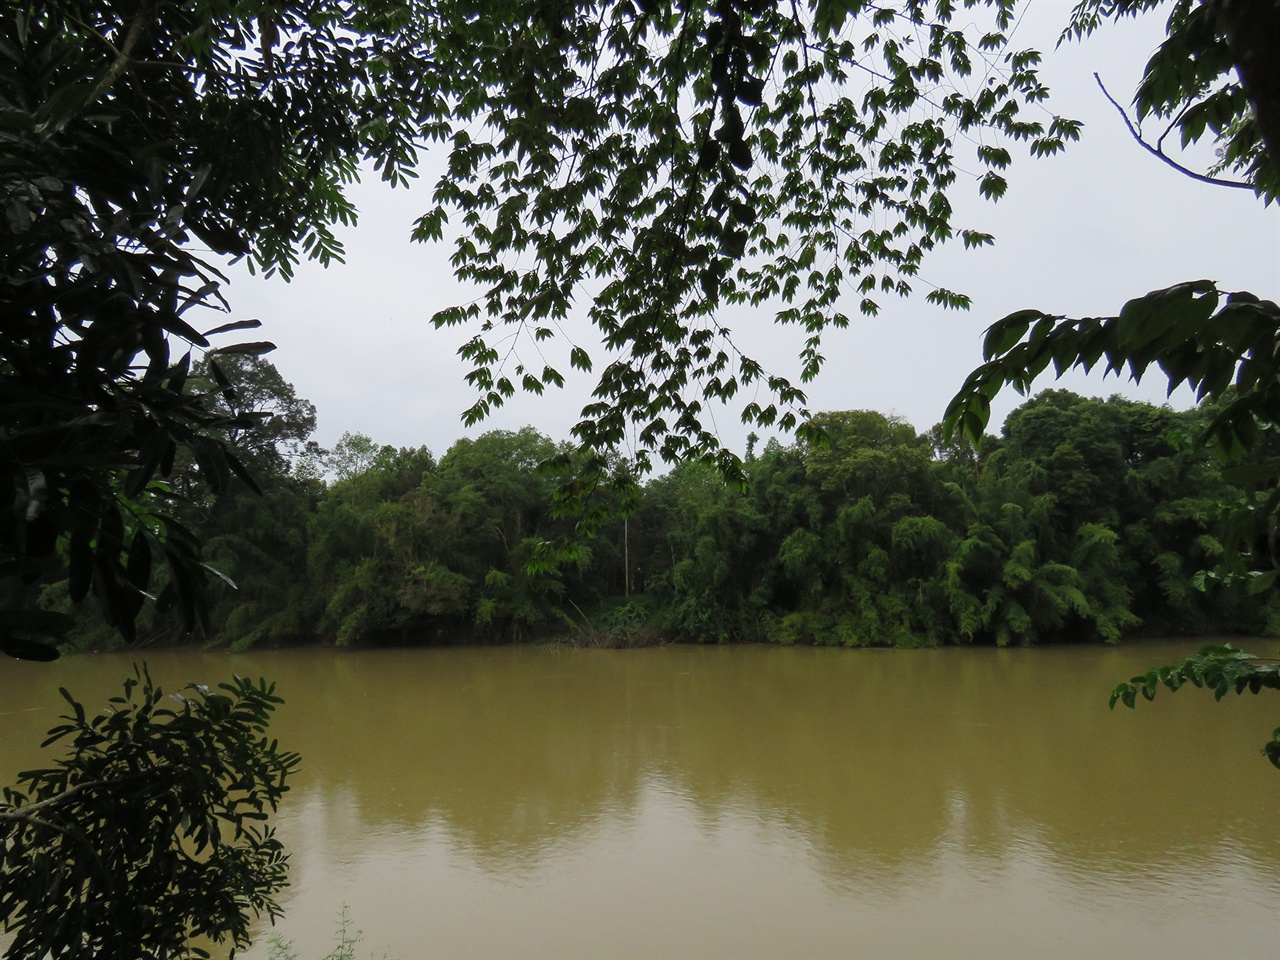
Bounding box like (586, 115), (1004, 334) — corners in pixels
(219, 1), (1279, 462)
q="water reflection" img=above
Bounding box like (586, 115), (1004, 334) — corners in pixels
(1, 642), (1276, 958)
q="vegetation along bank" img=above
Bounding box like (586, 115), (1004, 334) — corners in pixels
(34, 357), (1279, 653)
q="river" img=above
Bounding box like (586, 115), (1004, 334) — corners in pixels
(1, 640), (1276, 958)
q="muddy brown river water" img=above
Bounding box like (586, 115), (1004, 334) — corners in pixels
(1, 640), (1276, 958)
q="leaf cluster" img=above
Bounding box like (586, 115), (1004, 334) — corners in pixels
(1109, 643), (1280, 767)
(946, 284), (1280, 588)
(417, 0), (1078, 494)
(1064, 0), (1280, 202)
(0, 665), (300, 958)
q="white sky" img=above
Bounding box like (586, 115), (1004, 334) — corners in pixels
(219, 1), (1279, 461)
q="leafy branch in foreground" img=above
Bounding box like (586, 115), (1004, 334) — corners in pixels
(0, 666), (300, 960)
(946, 283), (1280, 586)
(421, 0), (1080, 496)
(940, 0), (1280, 767)
(1, 0), (426, 648)
(1109, 644), (1280, 769)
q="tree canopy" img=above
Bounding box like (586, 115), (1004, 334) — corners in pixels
(946, 0), (1279, 586)
(4, 0), (1278, 653)
(417, 0), (1086, 480)
(2, 0), (1095, 652)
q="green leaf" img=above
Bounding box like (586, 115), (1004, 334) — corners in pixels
(978, 172), (1007, 200)
(208, 341), (278, 357)
(983, 310), (1043, 359)
(0, 637), (60, 661)
(0, 609), (75, 636)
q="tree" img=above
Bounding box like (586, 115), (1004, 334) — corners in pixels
(0, 667), (300, 958)
(2, 5), (407, 946)
(995, 392), (1245, 634)
(939, 0), (1280, 762)
(307, 443), (468, 645)
(301, 430), (588, 645)
(191, 355), (322, 481)
(326, 433), (394, 484)
(172, 359), (325, 650)
(419, 0), (1080, 494)
(390, 0), (1280, 627)
(1, 0), (425, 650)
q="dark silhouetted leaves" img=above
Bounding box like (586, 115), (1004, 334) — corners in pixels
(0, 638), (60, 662)
(0, 668), (299, 956)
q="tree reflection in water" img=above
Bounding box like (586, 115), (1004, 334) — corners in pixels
(1, 643), (1274, 959)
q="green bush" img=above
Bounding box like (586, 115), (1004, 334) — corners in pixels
(0, 667), (299, 959)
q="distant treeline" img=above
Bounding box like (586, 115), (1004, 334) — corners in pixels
(46, 360), (1280, 650)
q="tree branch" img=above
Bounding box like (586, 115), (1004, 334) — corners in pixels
(1094, 73), (1256, 192)
(0, 774), (144, 821)
(86, 12), (149, 106)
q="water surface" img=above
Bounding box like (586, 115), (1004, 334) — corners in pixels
(1, 641), (1276, 958)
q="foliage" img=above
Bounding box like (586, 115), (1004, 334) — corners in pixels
(948, 286), (1280, 586)
(1062, 0), (1280, 203)
(418, 0), (1080, 507)
(294, 428), (591, 646)
(216, 392), (1273, 650)
(327, 433), (395, 484)
(0, 0), (1070, 647)
(0, 666), (300, 959)
(2, 2), (1196, 953)
(179, 358), (326, 651)
(1, 8), (250, 646)
(35, 356), (327, 653)
(941, 0), (1280, 762)
(1110, 643), (1280, 768)
(190, 355), (324, 481)
(11, 0), (1269, 651)
(0, 55), (257, 647)
(268, 906), (387, 960)
(0, 0), (436, 647)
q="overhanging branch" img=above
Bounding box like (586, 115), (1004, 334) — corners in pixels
(1094, 73), (1256, 193)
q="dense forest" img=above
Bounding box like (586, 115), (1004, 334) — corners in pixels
(41, 357), (1280, 653)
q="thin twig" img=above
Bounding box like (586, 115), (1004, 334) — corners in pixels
(0, 781), (95, 820)
(86, 12), (148, 106)
(0, 773), (148, 821)
(1094, 73), (1254, 192)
